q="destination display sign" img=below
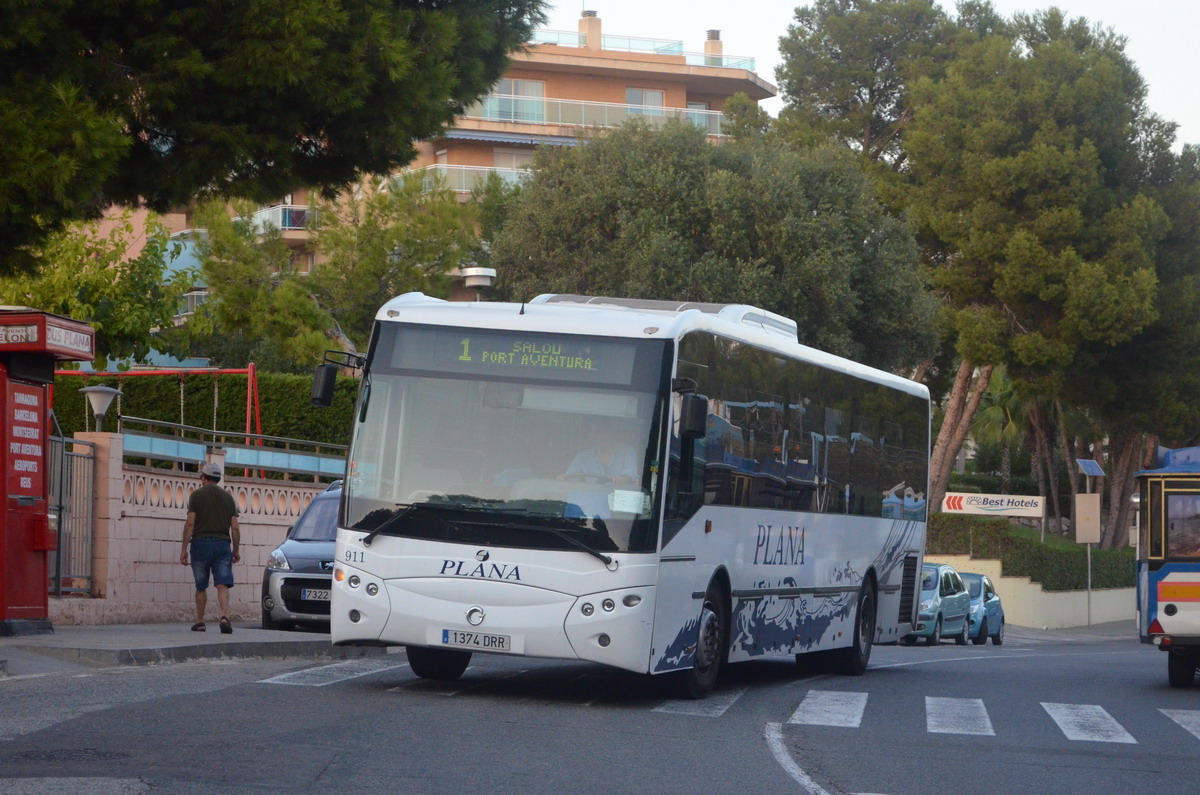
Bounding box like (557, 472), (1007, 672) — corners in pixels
(7, 382), (45, 498)
(393, 326), (638, 385)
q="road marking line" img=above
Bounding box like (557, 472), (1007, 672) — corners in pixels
(765, 722), (831, 795)
(1042, 703), (1136, 743)
(653, 686), (749, 717)
(258, 658), (409, 686)
(1161, 708), (1200, 740)
(926, 696), (994, 735)
(787, 690), (868, 728)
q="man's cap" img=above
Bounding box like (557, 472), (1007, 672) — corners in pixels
(201, 462), (222, 480)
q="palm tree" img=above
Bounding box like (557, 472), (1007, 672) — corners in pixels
(970, 367), (1029, 494)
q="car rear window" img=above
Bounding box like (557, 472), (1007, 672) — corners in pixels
(292, 495), (339, 541)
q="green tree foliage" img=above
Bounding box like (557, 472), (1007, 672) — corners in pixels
(0, 0), (546, 275)
(178, 174), (479, 371)
(490, 120), (936, 372)
(306, 173), (482, 348)
(906, 10), (1170, 395)
(775, 0), (972, 167)
(0, 210), (194, 367)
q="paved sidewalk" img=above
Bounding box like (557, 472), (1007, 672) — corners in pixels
(0, 621), (380, 678)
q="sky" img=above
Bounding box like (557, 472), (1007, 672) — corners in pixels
(542, 0), (1200, 148)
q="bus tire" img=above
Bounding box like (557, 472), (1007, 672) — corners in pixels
(675, 580), (728, 700)
(837, 581), (876, 676)
(406, 645), (471, 681)
(1168, 650), (1197, 688)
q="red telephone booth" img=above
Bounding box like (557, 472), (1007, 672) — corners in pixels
(0, 309), (95, 636)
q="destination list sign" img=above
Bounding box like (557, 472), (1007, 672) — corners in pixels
(393, 326), (638, 385)
(7, 383), (45, 498)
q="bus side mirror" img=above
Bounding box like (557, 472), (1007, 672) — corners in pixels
(311, 363), (337, 408)
(680, 393), (708, 440)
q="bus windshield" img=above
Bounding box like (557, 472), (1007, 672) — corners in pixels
(342, 323), (670, 554)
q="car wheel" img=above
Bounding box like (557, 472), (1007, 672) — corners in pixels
(406, 645), (472, 681)
(955, 616), (969, 645)
(261, 608), (279, 631)
(676, 580), (728, 699)
(899, 635), (916, 646)
(836, 581), (876, 676)
(1168, 651), (1197, 688)
(972, 617), (988, 645)
(992, 619), (1004, 646)
(925, 616), (942, 646)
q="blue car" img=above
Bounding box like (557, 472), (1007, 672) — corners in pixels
(961, 572), (1005, 645)
(260, 481), (341, 630)
(902, 563), (971, 646)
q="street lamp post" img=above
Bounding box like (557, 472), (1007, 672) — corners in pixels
(79, 385), (121, 431)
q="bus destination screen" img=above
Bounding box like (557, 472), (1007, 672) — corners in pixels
(393, 326), (638, 385)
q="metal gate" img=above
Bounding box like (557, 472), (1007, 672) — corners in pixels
(47, 435), (95, 595)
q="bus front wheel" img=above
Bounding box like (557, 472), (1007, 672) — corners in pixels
(406, 645), (471, 681)
(675, 580), (728, 700)
(1168, 649), (1197, 688)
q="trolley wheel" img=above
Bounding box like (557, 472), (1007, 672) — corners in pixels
(406, 645), (472, 681)
(1168, 650), (1197, 688)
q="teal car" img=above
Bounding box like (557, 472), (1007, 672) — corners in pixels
(961, 571), (1005, 645)
(902, 563), (971, 646)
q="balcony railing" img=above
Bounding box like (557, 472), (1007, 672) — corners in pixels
(462, 94), (728, 136)
(408, 165), (531, 193)
(529, 28), (755, 71)
(251, 204), (311, 232)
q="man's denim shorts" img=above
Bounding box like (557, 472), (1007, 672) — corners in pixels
(190, 537), (235, 590)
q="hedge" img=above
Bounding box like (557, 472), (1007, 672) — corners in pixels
(52, 372), (359, 448)
(928, 513), (1135, 591)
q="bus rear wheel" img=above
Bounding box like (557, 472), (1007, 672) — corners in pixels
(675, 581), (728, 700)
(1168, 650), (1197, 688)
(406, 645), (472, 681)
(837, 581), (876, 676)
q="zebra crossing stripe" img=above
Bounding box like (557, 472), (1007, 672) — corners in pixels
(926, 696), (995, 735)
(788, 690), (868, 728)
(1042, 703), (1136, 743)
(1161, 708), (1200, 740)
(654, 686), (749, 717)
(258, 658), (409, 686)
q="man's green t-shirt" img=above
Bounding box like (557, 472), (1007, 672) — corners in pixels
(188, 484), (238, 540)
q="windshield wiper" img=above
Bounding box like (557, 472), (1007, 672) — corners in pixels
(450, 519), (615, 568)
(357, 500), (527, 546)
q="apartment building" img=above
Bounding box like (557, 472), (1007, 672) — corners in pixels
(160, 10), (776, 311)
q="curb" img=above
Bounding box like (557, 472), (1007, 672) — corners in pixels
(9, 640), (385, 668)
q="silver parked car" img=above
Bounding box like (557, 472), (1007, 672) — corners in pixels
(901, 562), (971, 646)
(261, 481), (340, 630)
(961, 571), (1005, 645)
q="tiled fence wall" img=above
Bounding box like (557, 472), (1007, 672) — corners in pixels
(50, 433), (328, 625)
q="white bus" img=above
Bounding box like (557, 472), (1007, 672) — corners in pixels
(312, 293), (930, 698)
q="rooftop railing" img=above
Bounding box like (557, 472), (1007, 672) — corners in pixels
(529, 28), (755, 71)
(462, 94), (728, 136)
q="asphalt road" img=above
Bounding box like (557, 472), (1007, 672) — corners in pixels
(1, 623), (1195, 794)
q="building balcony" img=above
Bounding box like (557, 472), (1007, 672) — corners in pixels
(251, 205), (311, 232)
(461, 94), (728, 136)
(407, 165), (531, 193)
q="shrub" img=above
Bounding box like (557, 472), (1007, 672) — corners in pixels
(928, 513), (1134, 590)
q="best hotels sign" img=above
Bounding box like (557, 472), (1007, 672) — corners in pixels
(942, 492), (1044, 518)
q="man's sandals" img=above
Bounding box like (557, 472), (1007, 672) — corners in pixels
(219, 616), (233, 634)
(191, 622), (206, 632)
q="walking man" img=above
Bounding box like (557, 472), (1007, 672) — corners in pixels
(180, 462), (241, 633)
